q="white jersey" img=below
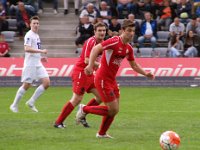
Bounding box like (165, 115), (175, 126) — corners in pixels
(24, 30), (42, 67)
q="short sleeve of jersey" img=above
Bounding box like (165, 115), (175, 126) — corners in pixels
(84, 38), (96, 58)
(101, 36), (119, 50)
(126, 44), (135, 61)
(24, 34), (32, 46)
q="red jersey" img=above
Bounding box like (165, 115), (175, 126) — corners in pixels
(74, 36), (100, 71)
(0, 42), (9, 54)
(97, 36), (135, 79)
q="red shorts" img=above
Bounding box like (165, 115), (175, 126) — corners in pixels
(95, 76), (120, 103)
(72, 69), (95, 95)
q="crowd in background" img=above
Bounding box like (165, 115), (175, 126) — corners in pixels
(76, 0), (200, 57)
(0, 0), (199, 57)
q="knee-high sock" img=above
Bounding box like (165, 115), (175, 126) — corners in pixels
(12, 86), (26, 106)
(83, 105), (108, 116)
(55, 101), (74, 124)
(98, 116), (114, 135)
(28, 85), (45, 105)
(86, 98), (99, 106)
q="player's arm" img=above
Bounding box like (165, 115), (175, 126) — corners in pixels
(24, 45), (47, 54)
(129, 60), (155, 80)
(84, 57), (100, 68)
(85, 44), (103, 75)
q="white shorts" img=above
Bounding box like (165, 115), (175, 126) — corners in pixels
(21, 66), (49, 83)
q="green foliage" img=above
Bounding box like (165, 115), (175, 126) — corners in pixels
(0, 87), (200, 150)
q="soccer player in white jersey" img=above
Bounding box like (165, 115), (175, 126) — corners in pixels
(10, 16), (50, 113)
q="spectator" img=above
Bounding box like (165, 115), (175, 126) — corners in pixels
(38, 0), (58, 14)
(75, 15), (94, 53)
(63, 0), (79, 15)
(183, 30), (199, 57)
(23, 0), (37, 13)
(0, 34), (10, 57)
(138, 12), (157, 48)
(157, 0), (172, 31)
(108, 16), (121, 37)
(128, 13), (140, 43)
(177, 0), (192, 24)
(99, 1), (112, 26)
(186, 15), (200, 36)
(0, 2), (8, 32)
(16, 2), (34, 37)
(169, 17), (185, 40)
(80, 3), (98, 24)
(192, 0), (200, 15)
(136, 0), (157, 19)
(117, 0), (135, 18)
(168, 34), (184, 57)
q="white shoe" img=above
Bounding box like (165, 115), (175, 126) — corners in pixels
(10, 104), (18, 113)
(76, 104), (86, 125)
(26, 101), (38, 112)
(96, 133), (113, 139)
(54, 9), (58, 14)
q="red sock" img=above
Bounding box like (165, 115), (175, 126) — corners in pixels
(83, 105), (108, 116)
(98, 116), (114, 135)
(55, 101), (74, 125)
(86, 98), (99, 106)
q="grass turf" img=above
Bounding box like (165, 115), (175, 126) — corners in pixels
(0, 87), (199, 150)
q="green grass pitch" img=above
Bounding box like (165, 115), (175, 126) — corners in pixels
(0, 87), (200, 150)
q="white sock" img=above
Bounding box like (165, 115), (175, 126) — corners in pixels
(12, 86), (26, 106)
(28, 85), (45, 105)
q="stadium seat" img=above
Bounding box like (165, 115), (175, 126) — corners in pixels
(1, 31), (15, 42)
(6, 19), (17, 31)
(138, 47), (153, 57)
(157, 31), (170, 47)
(135, 19), (142, 27)
(154, 47), (168, 57)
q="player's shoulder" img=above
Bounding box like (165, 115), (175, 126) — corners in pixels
(108, 36), (120, 42)
(24, 30), (33, 38)
(85, 36), (96, 45)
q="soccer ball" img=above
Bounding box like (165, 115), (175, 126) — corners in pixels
(159, 131), (181, 150)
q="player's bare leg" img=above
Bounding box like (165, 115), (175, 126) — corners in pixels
(26, 77), (50, 112)
(10, 82), (31, 113)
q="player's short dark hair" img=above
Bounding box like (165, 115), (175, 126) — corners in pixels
(93, 22), (106, 31)
(30, 16), (40, 22)
(122, 19), (134, 30)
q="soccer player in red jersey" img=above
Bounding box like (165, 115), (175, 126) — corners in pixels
(54, 22), (107, 128)
(76, 19), (155, 138)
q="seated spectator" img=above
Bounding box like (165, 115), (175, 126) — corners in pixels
(82, 0), (100, 9)
(117, 0), (136, 18)
(63, 0), (79, 15)
(102, 0), (118, 17)
(183, 30), (199, 57)
(192, 0), (200, 15)
(0, 35), (10, 57)
(16, 2), (35, 37)
(0, 2), (8, 32)
(38, 0), (58, 14)
(80, 3), (98, 24)
(157, 0), (172, 31)
(169, 17), (185, 40)
(168, 34), (184, 57)
(186, 15), (200, 36)
(138, 12), (157, 48)
(128, 13), (140, 43)
(99, 1), (112, 26)
(75, 15), (94, 53)
(23, 0), (37, 13)
(108, 17), (121, 37)
(177, 0), (192, 25)
(136, 0), (157, 19)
